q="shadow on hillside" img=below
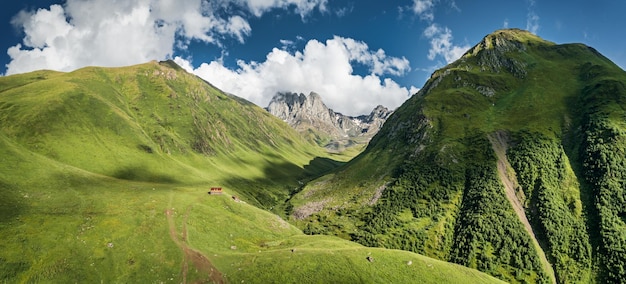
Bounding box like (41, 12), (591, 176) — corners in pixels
(219, 156), (346, 210)
(0, 181), (23, 222)
(113, 166), (178, 183)
(301, 157), (346, 179)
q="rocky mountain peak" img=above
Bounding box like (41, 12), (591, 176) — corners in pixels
(267, 91), (334, 126)
(266, 92), (393, 150)
(370, 105), (392, 119)
(456, 28), (555, 79)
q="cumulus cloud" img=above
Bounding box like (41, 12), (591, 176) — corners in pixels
(5, 0), (413, 116)
(176, 36), (415, 116)
(4, 0), (326, 75)
(423, 23), (469, 64)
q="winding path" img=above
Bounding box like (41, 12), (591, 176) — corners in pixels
(165, 208), (225, 283)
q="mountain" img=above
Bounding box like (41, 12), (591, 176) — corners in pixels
(0, 60), (324, 206)
(0, 60), (501, 283)
(290, 28), (626, 283)
(266, 91), (392, 150)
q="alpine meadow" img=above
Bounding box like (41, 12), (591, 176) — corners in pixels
(0, 59), (501, 283)
(1, 28), (626, 284)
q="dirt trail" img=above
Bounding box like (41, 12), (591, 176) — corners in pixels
(165, 208), (225, 284)
(488, 132), (556, 284)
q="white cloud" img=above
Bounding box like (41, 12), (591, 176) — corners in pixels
(503, 18), (509, 28)
(411, 0), (435, 21)
(237, 0), (328, 18)
(526, 11), (540, 34)
(405, 1), (468, 65)
(4, 0), (326, 75)
(526, 0), (540, 34)
(7, 1), (178, 75)
(177, 36), (416, 116)
(423, 24), (470, 64)
(225, 16), (252, 43)
(279, 39), (295, 50)
(5, 0), (414, 115)
(335, 4), (354, 18)
(409, 86), (421, 95)
(11, 5), (72, 49)
(336, 37), (411, 76)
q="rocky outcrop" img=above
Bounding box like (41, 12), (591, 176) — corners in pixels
(266, 92), (393, 149)
(462, 29), (552, 78)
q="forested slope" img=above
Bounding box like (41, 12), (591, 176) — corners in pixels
(291, 29), (626, 283)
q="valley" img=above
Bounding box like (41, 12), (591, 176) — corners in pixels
(2, 28), (626, 283)
(0, 60), (502, 283)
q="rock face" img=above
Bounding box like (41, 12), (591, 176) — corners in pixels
(266, 92), (393, 149)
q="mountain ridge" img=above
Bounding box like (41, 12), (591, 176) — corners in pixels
(290, 28), (626, 283)
(266, 91), (392, 150)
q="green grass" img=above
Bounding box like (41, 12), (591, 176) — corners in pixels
(289, 29), (626, 283)
(0, 136), (502, 283)
(183, 194), (502, 283)
(0, 61), (502, 283)
(0, 61), (325, 205)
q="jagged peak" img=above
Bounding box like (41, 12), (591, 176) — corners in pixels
(269, 91), (329, 111)
(265, 91), (393, 148)
(371, 105), (391, 116)
(308, 91), (322, 100)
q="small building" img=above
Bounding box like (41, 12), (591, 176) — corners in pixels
(209, 187), (223, 195)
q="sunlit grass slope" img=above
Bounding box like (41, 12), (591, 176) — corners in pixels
(0, 60), (327, 206)
(0, 135), (503, 283)
(0, 61), (502, 283)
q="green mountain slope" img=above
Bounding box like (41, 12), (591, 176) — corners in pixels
(291, 29), (626, 283)
(0, 61), (327, 206)
(0, 61), (501, 283)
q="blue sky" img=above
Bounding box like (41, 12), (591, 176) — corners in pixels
(1, 0), (625, 115)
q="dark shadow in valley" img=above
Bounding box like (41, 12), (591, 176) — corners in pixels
(219, 156), (347, 215)
(301, 157), (347, 180)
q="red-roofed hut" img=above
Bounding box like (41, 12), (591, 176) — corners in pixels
(209, 187), (223, 195)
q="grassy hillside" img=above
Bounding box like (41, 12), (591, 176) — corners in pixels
(0, 139), (503, 283)
(290, 29), (626, 283)
(0, 61), (328, 207)
(0, 61), (502, 283)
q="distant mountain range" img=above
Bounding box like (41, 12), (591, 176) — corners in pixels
(266, 91), (392, 150)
